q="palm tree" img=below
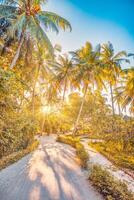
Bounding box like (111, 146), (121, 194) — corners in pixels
(0, 0), (72, 68)
(114, 89), (123, 116)
(101, 42), (129, 115)
(71, 42), (105, 134)
(51, 55), (74, 101)
(115, 68), (134, 114)
(31, 44), (57, 115)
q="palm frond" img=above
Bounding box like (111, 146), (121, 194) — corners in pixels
(113, 51), (127, 60)
(28, 16), (54, 57)
(36, 13), (59, 34)
(9, 13), (26, 38)
(0, 5), (17, 19)
(39, 11), (72, 31)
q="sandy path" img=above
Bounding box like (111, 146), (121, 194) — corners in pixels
(81, 139), (134, 193)
(0, 136), (103, 200)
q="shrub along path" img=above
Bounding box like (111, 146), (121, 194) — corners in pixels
(81, 138), (134, 193)
(0, 136), (103, 200)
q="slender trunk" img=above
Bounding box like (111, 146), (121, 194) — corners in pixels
(63, 78), (67, 101)
(10, 34), (25, 69)
(118, 102), (121, 116)
(41, 118), (45, 133)
(110, 83), (115, 116)
(32, 65), (41, 116)
(62, 66), (70, 101)
(25, 37), (31, 66)
(73, 85), (88, 135)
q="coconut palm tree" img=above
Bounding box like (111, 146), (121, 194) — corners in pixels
(101, 42), (129, 115)
(50, 54), (74, 101)
(0, 0), (72, 68)
(115, 68), (134, 114)
(71, 42), (105, 134)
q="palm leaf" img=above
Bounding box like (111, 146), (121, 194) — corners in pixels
(28, 16), (54, 57)
(9, 13), (26, 38)
(113, 51), (127, 60)
(0, 5), (17, 19)
(36, 13), (59, 34)
(39, 11), (72, 31)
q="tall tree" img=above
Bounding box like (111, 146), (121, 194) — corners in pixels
(71, 42), (104, 134)
(115, 68), (134, 114)
(51, 55), (74, 101)
(101, 42), (129, 115)
(0, 0), (72, 68)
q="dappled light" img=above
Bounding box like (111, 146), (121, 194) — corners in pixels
(0, 0), (134, 199)
(27, 137), (84, 200)
(30, 186), (40, 200)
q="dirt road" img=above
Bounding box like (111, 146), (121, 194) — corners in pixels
(0, 136), (103, 200)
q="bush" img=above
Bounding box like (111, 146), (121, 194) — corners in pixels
(0, 68), (40, 159)
(57, 135), (79, 148)
(89, 165), (134, 200)
(0, 139), (39, 170)
(57, 135), (89, 168)
(76, 143), (89, 168)
(89, 142), (134, 171)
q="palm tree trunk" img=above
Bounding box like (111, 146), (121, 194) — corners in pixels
(63, 78), (67, 101)
(10, 34), (25, 69)
(73, 85), (88, 135)
(41, 117), (45, 133)
(110, 83), (115, 116)
(25, 36), (31, 66)
(32, 65), (41, 116)
(118, 102), (121, 116)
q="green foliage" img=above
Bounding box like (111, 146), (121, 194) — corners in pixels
(89, 165), (134, 200)
(57, 135), (89, 168)
(88, 116), (134, 171)
(41, 113), (71, 134)
(57, 135), (79, 147)
(0, 68), (39, 158)
(89, 140), (134, 171)
(0, 139), (39, 170)
(0, 0), (72, 67)
(75, 142), (89, 168)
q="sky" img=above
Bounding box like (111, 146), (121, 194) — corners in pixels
(45, 0), (134, 56)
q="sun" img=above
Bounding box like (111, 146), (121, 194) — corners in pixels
(41, 105), (55, 114)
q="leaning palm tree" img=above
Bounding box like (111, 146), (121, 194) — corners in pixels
(101, 42), (129, 115)
(115, 68), (134, 114)
(71, 42), (105, 134)
(0, 0), (72, 68)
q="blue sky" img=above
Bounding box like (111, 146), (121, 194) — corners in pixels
(45, 0), (134, 55)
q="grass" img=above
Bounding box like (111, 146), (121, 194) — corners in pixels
(89, 165), (134, 200)
(57, 135), (89, 168)
(0, 139), (39, 170)
(89, 141), (134, 171)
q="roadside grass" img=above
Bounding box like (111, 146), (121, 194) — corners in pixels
(0, 139), (39, 170)
(89, 165), (134, 200)
(57, 135), (89, 168)
(57, 135), (134, 199)
(89, 142), (134, 171)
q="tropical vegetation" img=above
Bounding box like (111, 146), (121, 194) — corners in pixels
(0, 0), (134, 197)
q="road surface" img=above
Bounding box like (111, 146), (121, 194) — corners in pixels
(0, 136), (103, 200)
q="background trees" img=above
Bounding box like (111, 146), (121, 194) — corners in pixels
(0, 68), (39, 158)
(0, 0), (72, 157)
(71, 42), (104, 133)
(100, 42), (129, 115)
(0, 0), (133, 166)
(115, 68), (134, 114)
